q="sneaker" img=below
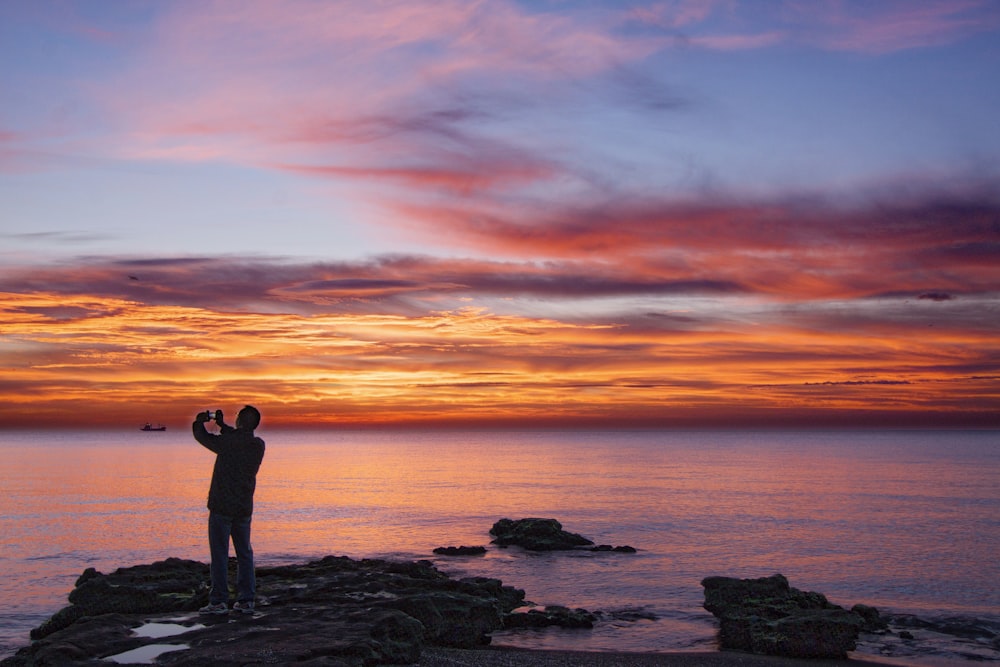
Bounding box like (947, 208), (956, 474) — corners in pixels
(199, 602), (228, 615)
(232, 601), (255, 615)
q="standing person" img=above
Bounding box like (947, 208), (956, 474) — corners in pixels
(192, 405), (265, 615)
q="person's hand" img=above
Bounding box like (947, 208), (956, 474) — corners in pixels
(196, 411), (211, 423)
(214, 409), (224, 424)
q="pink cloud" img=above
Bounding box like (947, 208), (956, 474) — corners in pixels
(0, 130), (71, 173)
(275, 159), (555, 196)
(688, 31), (785, 50)
(629, 0), (720, 29)
(101, 0), (659, 160)
(390, 187), (1000, 300)
(626, 0), (1000, 53)
(801, 0), (1000, 54)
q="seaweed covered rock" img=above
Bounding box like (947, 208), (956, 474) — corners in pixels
(489, 518), (595, 551)
(702, 573), (881, 659)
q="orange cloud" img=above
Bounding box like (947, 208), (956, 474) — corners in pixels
(2, 270), (997, 429)
(391, 188), (1000, 301)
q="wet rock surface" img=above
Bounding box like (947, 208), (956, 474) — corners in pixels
(865, 613), (1000, 663)
(490, 518), (596, 551)
(590, 544), (638, 553)
(11, 522), (988, 665)
(3, 556), (538, 666)
(502, 605), (599, 630)
(4, 518), (646, 666)
(701, 573), (879, 659)
(489, 518), (638, 553)
(433, 546), (488, 556)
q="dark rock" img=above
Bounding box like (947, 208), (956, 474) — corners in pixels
(458, 576), (526, 613)
(22, 613), (141, 666)
(503, 605), (598, 629)
(852, 603), (889, 632)
(702, 573), (872, 659)
(2, 556), (530, 667)
(31, 558), (210, 639)
(388, 592), (499, 648)
(489, 518), (595, 551)
(601, 607), (658, 622)
(433, 545), (487, 556)
(590, 544), (637, 553)
(886, 613), (999, 640)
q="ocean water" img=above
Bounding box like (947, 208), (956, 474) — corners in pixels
(1, 428), (998, 664)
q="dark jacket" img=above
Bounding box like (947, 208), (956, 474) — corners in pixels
(193, 421), (265, 518)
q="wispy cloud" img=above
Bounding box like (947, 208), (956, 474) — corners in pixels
(628, 0), (1000, 53)
(799, 0), (1000, 54)
(391, 187), (1000, 301)
(2, 230), (116, 244)
(101, 0), (660, 159)
(3, 180), (996, 312)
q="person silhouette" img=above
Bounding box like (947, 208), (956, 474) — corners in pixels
(192, 405), (265, 615)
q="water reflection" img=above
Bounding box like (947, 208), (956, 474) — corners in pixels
(1, 428), (998, 659)
(105, 644), (189, 664)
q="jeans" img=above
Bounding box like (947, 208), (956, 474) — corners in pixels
(208, 512), (255, 604)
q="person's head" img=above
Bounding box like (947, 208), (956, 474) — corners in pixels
(236, 405), (261, 431)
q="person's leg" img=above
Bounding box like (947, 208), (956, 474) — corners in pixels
(208, 512), (232, 605)
(231, 515), (255, 604)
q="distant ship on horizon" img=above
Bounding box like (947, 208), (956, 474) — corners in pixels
(140, 422), (166, 432)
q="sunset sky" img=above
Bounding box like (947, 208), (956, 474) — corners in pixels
(2, 0), (998, 429)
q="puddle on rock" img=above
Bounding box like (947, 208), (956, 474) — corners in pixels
(105, 643), (189, 664)
(133, 622), (205, 639)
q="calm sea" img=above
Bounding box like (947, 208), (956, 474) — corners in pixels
(1, 429), (998, 664)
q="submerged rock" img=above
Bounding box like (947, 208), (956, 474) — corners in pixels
(433, 545), (487, 556)
(885, 613), (1000, 641)
(701, 573), (883, 659)
(590, 544), (637, 553)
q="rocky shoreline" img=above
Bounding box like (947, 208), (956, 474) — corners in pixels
(1, 556), (864, 667)
(3, 519), (997, 665)
(4, 556), (509, 665)
(1, 519), (633, 666)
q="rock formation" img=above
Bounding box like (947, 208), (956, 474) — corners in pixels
(701, 573), (885, 659)
(489, 518), (596, 551)
(4, 556), (539, 666)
